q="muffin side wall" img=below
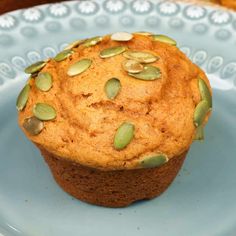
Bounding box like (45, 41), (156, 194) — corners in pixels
(39, 147), (187, 207)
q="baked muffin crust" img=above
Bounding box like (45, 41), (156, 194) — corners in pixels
(18, 33), (211, 170)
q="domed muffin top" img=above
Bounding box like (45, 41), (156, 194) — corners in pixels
(17, 32), (212, 170)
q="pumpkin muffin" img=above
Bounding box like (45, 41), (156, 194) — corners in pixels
(16, 32), (212, 207)
(220, 0), (236, 10)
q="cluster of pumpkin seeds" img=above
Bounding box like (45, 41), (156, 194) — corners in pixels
(97, 32), (163, 156)
(16, 59), (56, 135)
(193, 77), (212, 140)
(17, 32), (210, 168)
(16, 35), (105, 135)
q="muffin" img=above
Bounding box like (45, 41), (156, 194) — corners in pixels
(16, 32), (212, 207)
(220, 0), (236, 9)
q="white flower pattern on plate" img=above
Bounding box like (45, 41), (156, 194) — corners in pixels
(22, 8), (42, 22)
(158, 2), (178, 15)
(210, 11), (231, 24)
(131, 0), (152, 13)
(77, 1), (98, 14)
(104, 0), (125, 13)
(49, 4), (69, 17)
(0, 15), (15, 29)
(185, 6), (205, 19)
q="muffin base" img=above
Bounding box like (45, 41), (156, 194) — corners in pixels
(40, 148), (187, 208)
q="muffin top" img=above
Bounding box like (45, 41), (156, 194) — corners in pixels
(17, 32), (212, 170)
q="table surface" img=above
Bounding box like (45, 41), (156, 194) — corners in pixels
(0, 0), (236, 14)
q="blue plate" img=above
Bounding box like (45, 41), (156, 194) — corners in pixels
(0, 0), (236, 235)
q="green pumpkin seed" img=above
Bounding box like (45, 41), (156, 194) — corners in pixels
(64, 39), (85, 50)
(105, 78), (121, 99)
(35, 72), (53, 92)
(83, 36), (103, 47)
(140, 154), (168, 168)
(114, 122), (135, 150)
(122, 60), (143, 73)
(23, 116), (44, 135)
(111, 32), (133, 41)
(198, 78), (212, 108)
(100, 46), (127, 58)
(67, 58), (92, 76)
(123, 50), (158, 63)
(134, 31), (153, 36)
(128, 65), (161, 81)
(16, 84), (30, 111)
(152, 34), (177, 46)
(194, 125), (204, 141)
(193, 100), (209, 127)
(54, 49), (74, 62)
(24, 61), (46, 74)
(33, 103), (56, 121)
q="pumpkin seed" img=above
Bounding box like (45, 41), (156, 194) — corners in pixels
(105, 78), (121, 99)
(100, 46), (127, 58)
(140, 154), (168, 168)
(122, 60), (143, 73)
(128, 65), (161, 81)
(54, 49), (74, 62)
(67, 58), (92, 76)
(123, 50), (158, 63)
(152, 34), (177, 46)
(194, 125), (204, 141)
(111, 32), (133, 41)
(31, 72), (39, 79)
(83, 36), (103, 47)
(16, 84), (30, 111)
(35, 72), (52, 92)
(33, 103), (56, 121)
(23, 116), (44, 135)
(134, 31), (152, 36)
(198, 78), (212, 108)
(24, 61), (46, 74)
(64, 39), (85, 50)
(114, 122), (135, 150)
(193, 100), (209, 127)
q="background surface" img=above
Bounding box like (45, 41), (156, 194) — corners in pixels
(0, 0), (236, 14)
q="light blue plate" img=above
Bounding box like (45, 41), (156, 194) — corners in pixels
(0, 0), (236, 235)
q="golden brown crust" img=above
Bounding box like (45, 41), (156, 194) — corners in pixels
(40, 146), (187, 207)
(18, 33), (211, 170)
(220, 0), (236, 9)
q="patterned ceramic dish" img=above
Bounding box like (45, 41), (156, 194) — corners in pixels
(0, 0), (236, 235)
